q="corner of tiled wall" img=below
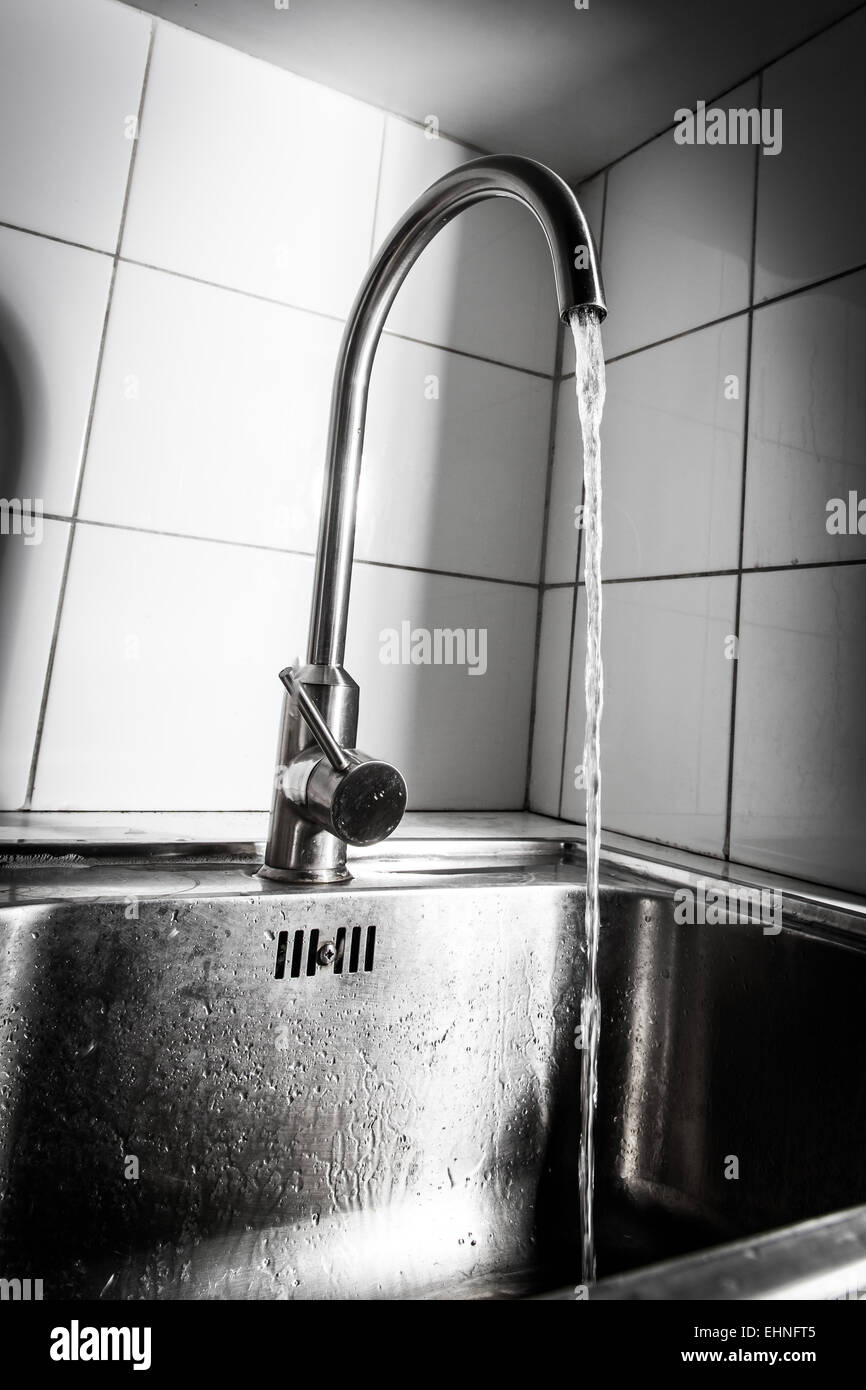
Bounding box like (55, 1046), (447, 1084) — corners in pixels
(531, 5), (866, 893)
(0, 0), (560, 814)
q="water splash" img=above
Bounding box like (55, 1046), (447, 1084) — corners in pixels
(569, 306), (606, 1284)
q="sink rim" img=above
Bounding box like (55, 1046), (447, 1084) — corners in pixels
(537, 1202), (866, 1302)
(3, 836), (866, 946)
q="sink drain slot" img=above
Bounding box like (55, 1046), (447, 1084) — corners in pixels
(274, 925), (376, 979)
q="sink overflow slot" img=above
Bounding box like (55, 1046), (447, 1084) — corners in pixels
(274, 925), (376, 979)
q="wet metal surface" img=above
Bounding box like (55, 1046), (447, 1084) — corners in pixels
(0, 850), (864, 1299)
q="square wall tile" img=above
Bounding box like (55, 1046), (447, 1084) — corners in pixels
(550, 317), (746, 583)
(744, 271), (866, 568)
(123, 21), (383, 319)
(0, 0), (150, 250)
(600, 316), (747, 579)
(601, 82), (756, 360)
(373, 117), (559, 374)
(0, 520), (68, 807)
(79, 261), (341, 552)
(731, 566), (866, 893)
(755, 8), (866, 301)
(345, 563), (538, 808)
(0, 226), (113, 513)
(33, 525), (313, 809)
(562, 576), (737, 854)
(358, 333), (553, 583)
(544, 380), (583, 584)
(577, 175), (606, 256)
(529, 586), (573, 815)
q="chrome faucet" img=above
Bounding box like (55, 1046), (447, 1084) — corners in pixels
(261, 154), (606, 883)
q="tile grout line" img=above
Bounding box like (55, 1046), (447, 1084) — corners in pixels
(0, 239), (556, 384)
(112, 256), (559, 380)
(37, 512), (541, 588)
(559, 258), (866, 380)
(557, 167), (609, 819)
(596, 307), (751, 370)
(544, 555), (866, 590)
(383, 328), (555, 380)
(131, 7), (494, 165)
(367, 116), (388, 264)
(575, 0), (866, 187)
(523, 323), (565, 810)
(735, 258), (866, 313)
(0, 218), (114, 258)
(23, 19), (157, 810)
(723, 70), (763, 862)
(40, 507), (864, 586)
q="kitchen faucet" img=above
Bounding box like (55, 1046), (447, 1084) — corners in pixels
(261, 154), (606, 883)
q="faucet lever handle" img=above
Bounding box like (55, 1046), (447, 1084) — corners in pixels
(279, 667), (351, 773)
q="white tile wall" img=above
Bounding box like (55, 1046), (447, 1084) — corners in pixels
(0, 225), (113, 513)
(755, 7), (866, 302)
(11, 0), (860, 860)
(346, 563), (537, 809)
(561, 577), (737, 854)
(32, 525), (314, 809)
(599, 316), (747, 579)
(731, 566), (866, 893)
(576, 176), (605, 254)
(601, 82), (756, 360)
(0, 0), (150, 250)
(79, 260), (341, 552)
(373, 117), (559, 374)
(359, 333), (553, 583)
(3, 0), (558, 813)
(548, 318), (747, 584)
(528, 586), (572, 815)
(0, 520), (68, 806)
(544, 382), (583, 585)
(744, 271), (866, 568)
(534, 11), (866, 892)
(122, 22), (384, 318)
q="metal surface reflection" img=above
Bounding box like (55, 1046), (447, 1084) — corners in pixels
(0, 850), (864, 1299)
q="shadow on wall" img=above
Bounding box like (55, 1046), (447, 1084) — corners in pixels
(0, 296), (29, 551)
(0, 294), (45, 749)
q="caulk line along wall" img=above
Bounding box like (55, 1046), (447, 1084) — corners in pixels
(531, 5), (866, 894)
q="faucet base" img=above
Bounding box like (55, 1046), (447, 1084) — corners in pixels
(257, 863), (352, 885)
(263, 664), (359, 882)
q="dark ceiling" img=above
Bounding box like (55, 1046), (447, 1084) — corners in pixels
(124, 0), (859, 180)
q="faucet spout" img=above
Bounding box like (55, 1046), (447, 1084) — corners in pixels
(310, 154), (606, 668)
(262, 155), (605, 883)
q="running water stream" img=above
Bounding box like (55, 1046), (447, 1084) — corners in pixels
(569, 306), (606, 1284)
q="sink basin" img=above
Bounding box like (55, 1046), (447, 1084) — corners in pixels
(1, 846), (864, 1299)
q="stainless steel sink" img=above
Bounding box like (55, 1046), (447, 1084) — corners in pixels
(1, 843), (865, 1300)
